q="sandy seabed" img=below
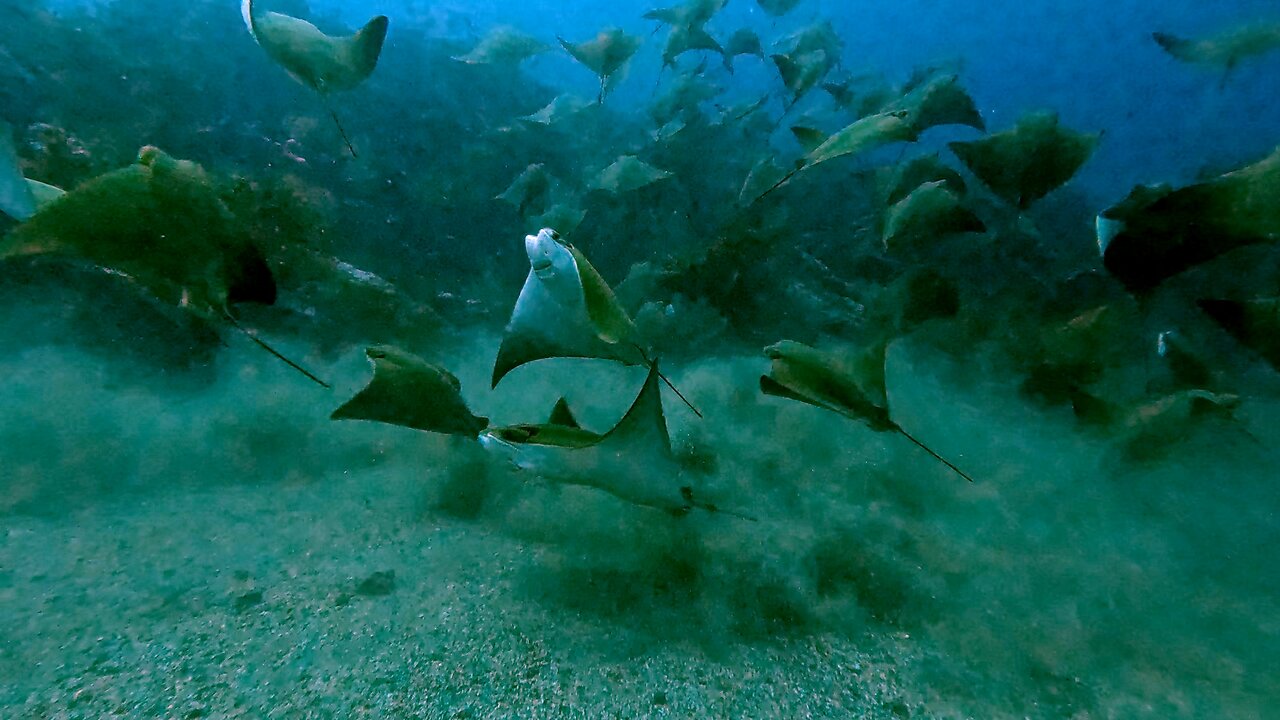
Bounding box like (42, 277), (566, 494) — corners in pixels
(2, 337), (1277, 719)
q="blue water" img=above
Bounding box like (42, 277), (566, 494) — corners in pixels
(3, 1), (1279, 718)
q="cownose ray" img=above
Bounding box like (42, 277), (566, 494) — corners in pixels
(949, 111), (1100, 210)
(722, 29), (765, 73)
(331, 345), (489, 436)
(1154, 22), (1280, 86)
(558, 28), (643, 104)
(1097, 146), (1280, 293)
(496, 163), (555, 216)
(453, 25), (549, 66)
(756, 0), (804, 17)
(2, 146), (272, 313)
(660, 23), (725, 71)
(0, 146), (328, 387)
(738, 156), (793, 206)
(651, 70), (721, 126)
(821, 76), (858, 109)
(643, 0), (729, 30)
(330, 346), (741, 517)
(492, 227), (647, 387)
(590, 156), (674, 195)
(241, 0), (388, 157)
(0, 121), (64, 222)
(771, 20), (842, 104)
(889, 73), (985, 137)
(789, 126), (826, 153)
(1154, 329), (1214, 391)
(652, 117), (689, 143)
(520, 94), (591, 125)
(771, 50), (831, 107)
(493, 227), (701, 415)
(779, 20), (843, 60)
(1070, 386), (1244, 460)
(481, 363), (748, 518)
(800, 109), (916, 165)
(749, 109), (917, 204)
(760, 340), (975, 482)
(881, 180), (985, 255)
(532, 203), (587, 236)
(884, 153), (966, 205)
(1198, 297), (1280, 375)
(820, 73), (897, 118)
(0, 121), (34, 221)
(1037, 304), (1127, 385)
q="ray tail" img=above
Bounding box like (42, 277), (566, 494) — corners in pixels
(224, 311), (332, 388)
(894, 424), (975, 482)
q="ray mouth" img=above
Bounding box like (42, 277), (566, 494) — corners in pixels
(531, 256), (554, 277)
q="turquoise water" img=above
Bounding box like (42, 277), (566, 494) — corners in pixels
(2, 1), (1279, 717)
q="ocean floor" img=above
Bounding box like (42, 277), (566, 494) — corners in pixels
(1, 335), (1277, 718)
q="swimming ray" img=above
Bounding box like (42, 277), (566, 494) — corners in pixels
(881, 181), (985, 255)
(761, 340), (975, 482)
(532, 202), (587, 236)
(520, 94), (591, 125)
(1098, 147), (1280, 292)
(483, 364), (743, 517)
(643, 0), (729, 30)
(778, 20), (843, 60)
(0, 125), (63, 222)
(1115, 389), (1243, 460)
(1154, 330), (1214, 391)
(1198, 298), (1280, 374)
(331, 346), (489, 437)
(591, 156), (674, 195)
(242, 0), (388, 156)
(661, 24), (725, 70)
(453, 25), (549, 66)
(0, 121), (36, 222)
(752, 110), (916, 203)
(949, 111), (1099, 209)
(884, 153), (966, 205)
(24, 178), (65, 211)
(559, 28), (643, 104)
(1, 146), (327, 387)
(771, 50), (831, 106)
(756, 0), (804, 17)
(1154, 22), (1280, 84)
(789, 126), (826, 152)
(2, 147), (272, 314)
(892, 73), (984, 136)
(496, 163), (554, 216)
(651, 70), (721, 125)
(492, 227), (645, 387)
(723, 29), (765, 73)
(652, 117), (689, 143)
(739, 157), (792, 206)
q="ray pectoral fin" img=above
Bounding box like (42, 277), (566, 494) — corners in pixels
(351, 16), (390, 75)
(334, 346), (489, 436)
(570, 245), (636, 344)
(602, 364), (672, 454)
(760, 373), (844, 416)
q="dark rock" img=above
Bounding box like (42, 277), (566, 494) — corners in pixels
(356, 570), (396, 596)
(233, 590), (263, 613)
